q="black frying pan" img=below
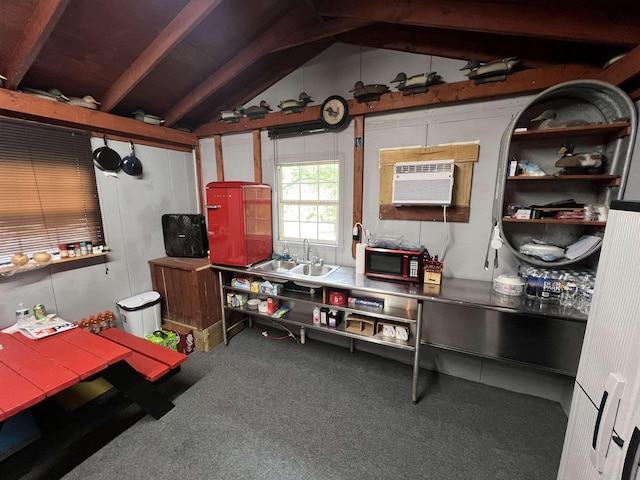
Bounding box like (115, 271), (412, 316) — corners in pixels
(122, 141), (143, 176)
(93, 135), (122, 171)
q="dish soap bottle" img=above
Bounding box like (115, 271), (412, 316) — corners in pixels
(282, 241), (290, 260)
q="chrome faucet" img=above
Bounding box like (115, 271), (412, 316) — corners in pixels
(302, 238), (311, 262)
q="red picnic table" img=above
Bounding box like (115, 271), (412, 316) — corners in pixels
(0, 327), (187, 424)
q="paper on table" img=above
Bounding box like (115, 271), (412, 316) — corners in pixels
(1, 314), (76, 340)
(565, 235), (602, 260)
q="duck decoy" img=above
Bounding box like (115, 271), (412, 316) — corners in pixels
(391, 72), (443, 95)
(132, 109), (165, 125)
(555, 143), (605, 175)
(21, 87), (69, 102)
(244, 100), (272, 120)
(460, 57), (521, 84)
(530, 109), (595, 130)
(279, 92), (314, 114)
(349, 81), (390, 103)
(68, 95), (101, 110)
(0, 74), (6, 88)
(220, 105), (245, 123)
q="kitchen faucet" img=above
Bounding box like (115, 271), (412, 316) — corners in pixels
(302, 238), (311, 262)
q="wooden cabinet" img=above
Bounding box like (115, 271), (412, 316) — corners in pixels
(148, 257), (221, 331)
(495, 80), (636, 267)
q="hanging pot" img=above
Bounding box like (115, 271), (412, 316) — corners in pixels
(93, 135), (121, 171)
(122, 141), (143, 176)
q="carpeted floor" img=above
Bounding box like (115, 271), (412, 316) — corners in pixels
(5, 327), (568, 479)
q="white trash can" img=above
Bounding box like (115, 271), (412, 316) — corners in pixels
(116, 291), (162, 338)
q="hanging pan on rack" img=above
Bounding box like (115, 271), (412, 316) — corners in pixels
(93, 135), (121, 171)
(122, 141), (143, 176)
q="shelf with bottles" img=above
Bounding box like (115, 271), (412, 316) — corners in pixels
(234, 305), (417, 352)
(0, 250), (110, 277)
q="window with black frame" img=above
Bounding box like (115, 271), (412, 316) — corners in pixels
(0, 118), (105, 267)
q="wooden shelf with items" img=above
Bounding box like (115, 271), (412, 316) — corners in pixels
(495, 80), (637, 267)
(0, 251), (109, 277)
(511, 122), (631, 141)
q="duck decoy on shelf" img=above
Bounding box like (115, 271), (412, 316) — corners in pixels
(460, 57), (521, 84)
(67, 95), (101, 110)
(220, 105), (245, 123)
(132, 109), (165, 125)
(21, 87), (69, 102)
(0, 74), (6, 88)
(279, 92), (313, 114)
(555, 143), (605, 175)
(349, 81), (390, 103)
(245, 100), (272, 120)
(530, 109), (597, 130)
(391, 71), (443, 95)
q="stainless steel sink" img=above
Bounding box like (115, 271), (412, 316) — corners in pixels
(253, 259), (298, 273)
(251, 259), (340, 286)
(291, 263), (339, 277)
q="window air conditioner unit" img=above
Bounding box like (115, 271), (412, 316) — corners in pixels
(391, 159), (455, 206)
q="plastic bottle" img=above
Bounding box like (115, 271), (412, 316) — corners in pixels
(313, 306), (320, 325)
(15, 303), (29, 325)
(282, 241), (290, 260)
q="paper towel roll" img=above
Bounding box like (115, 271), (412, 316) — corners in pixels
(356, 243), (366, 274)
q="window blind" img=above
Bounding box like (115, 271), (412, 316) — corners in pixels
(0, 118), (104, 264)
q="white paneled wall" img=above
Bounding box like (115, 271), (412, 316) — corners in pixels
(0, 139), (196, 328)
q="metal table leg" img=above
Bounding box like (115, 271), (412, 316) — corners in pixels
(350, 338), (355, 353)
(300, 326), (306, 344)
(412, 301), (423, 404)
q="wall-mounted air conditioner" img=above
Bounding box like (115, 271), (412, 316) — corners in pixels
(391, 159), (455, 206)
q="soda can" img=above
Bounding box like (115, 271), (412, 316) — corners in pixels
(33, 304), (46, 320)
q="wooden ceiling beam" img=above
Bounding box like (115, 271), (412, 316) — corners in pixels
(314, 0), (640, 46)
(5, 0), (70, 90)
(0, 88), (197, 148)
(194, 63), (600, 137)
(337, 26), (618, 69)
(205, 40), (334, 123)
(164, 6), (317, 127)
(270, 18), (372, 53)
(598, 45), (640, 86)
(100, 0), (224, 112)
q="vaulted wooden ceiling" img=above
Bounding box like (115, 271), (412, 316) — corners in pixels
(1, 0), (639, 137)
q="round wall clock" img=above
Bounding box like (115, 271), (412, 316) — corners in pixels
(320, 95), (349, 129)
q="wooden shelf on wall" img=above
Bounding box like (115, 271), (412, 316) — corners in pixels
(194, 63), (601, 138)
(0, 88), (198, 150)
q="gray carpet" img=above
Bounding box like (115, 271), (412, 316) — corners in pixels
(54, 327), (566, 480)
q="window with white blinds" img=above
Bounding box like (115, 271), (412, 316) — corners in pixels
(0, 118), (104, 264)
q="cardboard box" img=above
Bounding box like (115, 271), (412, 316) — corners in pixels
(345, 314), (375, 336)
(162, 318), (244, 352)
(162, 323), (196, 355)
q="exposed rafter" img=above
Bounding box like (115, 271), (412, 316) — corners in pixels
(206, 40), (334, 123)
(100, 0), (224, 112)
(598, 45), (640, 86)
(5, 0), (70, 90)
(270, 18), (372, 53)
(314, 0), (640, 46)
(163, 5), (318, 126)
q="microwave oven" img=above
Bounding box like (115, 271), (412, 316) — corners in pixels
(364, 247), (424, 283)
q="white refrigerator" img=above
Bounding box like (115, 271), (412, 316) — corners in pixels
(558, 201), (640, 480)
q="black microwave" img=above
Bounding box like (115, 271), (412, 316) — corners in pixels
(364, 247), (424, 283)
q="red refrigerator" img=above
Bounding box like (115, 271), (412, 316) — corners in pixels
(206, 181), (273, 267)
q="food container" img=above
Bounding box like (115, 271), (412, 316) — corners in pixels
(328, 289), (347, 306)
(493, 274), (525, 296)
(247, 299), (261, 310)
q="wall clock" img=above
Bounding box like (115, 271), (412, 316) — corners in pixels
(320, 95), (349, 129)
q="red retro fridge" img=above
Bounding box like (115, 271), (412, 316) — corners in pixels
(206, 181), (273, 267)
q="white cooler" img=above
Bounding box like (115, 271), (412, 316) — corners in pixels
(116, 291), (162, 338)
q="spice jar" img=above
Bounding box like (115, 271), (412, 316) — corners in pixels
(59, 243), (69, 258)
(67, 243), (76, 258)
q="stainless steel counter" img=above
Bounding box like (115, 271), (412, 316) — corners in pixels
(213, 263), (586, 376)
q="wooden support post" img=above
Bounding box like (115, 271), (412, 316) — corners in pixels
(214, 134), (224, 181)
(352, 115), (364, 258)
(194, 144), (205, 214)
(253, 129), (262, 183)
